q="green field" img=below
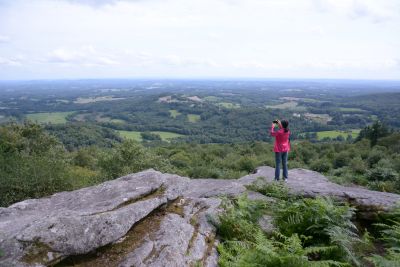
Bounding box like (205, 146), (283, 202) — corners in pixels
(74, 96), (125, 104)
(117, 130), (143, 141)
(118, 130), (184, 142)
(26, 112), (74, 124)
(316, 129), (360, 140)
(96, 116), (125, 124)
(266, 101), (307, 111)
(169, 109), (182, 118)
(304, 113), (332, 124)
(187, 114), (200, 123)
(204, 96), (219, 102)
(151, 131), (184, 140)
(218, 102), (241, 109)
(339, 107), (366, 113)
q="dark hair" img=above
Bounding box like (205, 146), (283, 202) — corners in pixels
(281, 120), (289, 133)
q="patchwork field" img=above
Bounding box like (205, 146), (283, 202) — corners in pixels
(266, 101), (306, 111)
(218, 102), (241, 109)
(304, 113), (332, 124)
(169, 109), (182, 118)
(117, 130), (143, 141)
(316, 129), (360, 140)
(203, 96), (219, 102)
(26, 112), (74, 124)
(117, 130), (184, 142)
(74, 96), (125, 104)
(187, 114), (200, 123)
(339, 107), (366, 113)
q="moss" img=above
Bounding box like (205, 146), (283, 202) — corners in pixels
(21, 240), (61, 266)
(202, 232), (216, 265)
(55, 210), (165, 266)
(165, 197), (186, 217)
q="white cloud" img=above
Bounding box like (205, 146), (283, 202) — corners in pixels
(45, 46), (119, 66)
(0, 56), (21, 66)
(162, 55), (219, 68)
(0, 0), (399, 79)
(0, 35), (10, 43)
(232, 59), (400, 71)
(312, 0), (396, 23)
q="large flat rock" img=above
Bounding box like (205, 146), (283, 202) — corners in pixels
(1, 166), (400, 266)
(0, 170), (190, 267)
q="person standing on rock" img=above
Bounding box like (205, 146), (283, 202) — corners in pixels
(270, 119), (290, 181)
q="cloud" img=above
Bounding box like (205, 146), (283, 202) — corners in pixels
(162, 55), (219, 68)
(63, 0), (149, 8)
(45, 46), (119, 66)
(232, 59), (400, 71)
(0, 56), (22, 66)
(312, 0), (395, 23)
(0, 35), (10, 43)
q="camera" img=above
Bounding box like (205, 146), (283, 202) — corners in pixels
(273, 120), (278, 123)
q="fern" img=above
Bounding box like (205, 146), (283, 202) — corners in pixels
(366, 212), (400, 267)
(217, 195), (347, 267)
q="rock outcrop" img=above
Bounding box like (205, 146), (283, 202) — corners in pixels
(1, 166), (399, 267)
(239, 167), (400, 214)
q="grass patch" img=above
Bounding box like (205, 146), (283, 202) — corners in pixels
(117, 130), (142, 141)
(169, 109), (182, 118)
(218, 102), (241, 109)
(317, 129), (360, 140)
(74, 96), (125, 104)
(266, 101), (307, 111)
(339, 107), (366, 113)
(151, 131), (184, 141)
(26, 112), (74, 124)
(304, 113), (332, 124)
(204, 96), (219, 102)
(187, 114), (200, 123)
(118, 130), (184, 142)
(266, 101), (298, 109)
(96, 116), (125, 124)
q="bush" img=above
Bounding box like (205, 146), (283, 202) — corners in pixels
(365, 167), (399, 182)
(349, 157), (367, 174)
(367, 146), (387, 167)
(98, 140), (174, 180)
(0, 123), (75, 206)
(333, 152), (350, 168)
(236, 156), (256, 172)
(310, 159), (332, 173)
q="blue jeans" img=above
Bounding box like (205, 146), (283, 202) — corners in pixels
(275, 152), (288, 180)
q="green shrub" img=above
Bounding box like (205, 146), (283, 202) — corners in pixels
(367, 209), (400, 266)
(333, 152), (350, 168)
(236, 156), (256, 172)
(349, 157), (367, 175)
(310, 159), (332, 173)
(247, 178), (290, 200)
(217, 195), (349, 267)
(365, 167), (399, 182)
(217, 195), (267, 241)
(274, 197), (361, 265)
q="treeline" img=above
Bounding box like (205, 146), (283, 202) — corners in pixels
(1, 122), (399, 207)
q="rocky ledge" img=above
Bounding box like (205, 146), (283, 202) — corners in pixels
(1, 166), (399, 267)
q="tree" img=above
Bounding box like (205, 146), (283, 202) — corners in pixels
(356, 121), (390, 147)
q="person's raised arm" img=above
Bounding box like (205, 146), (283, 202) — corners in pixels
(270, 123), (279, 136)
(277, 119), (283, 129)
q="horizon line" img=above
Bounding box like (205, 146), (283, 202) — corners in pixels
(1, 76), (400, 83)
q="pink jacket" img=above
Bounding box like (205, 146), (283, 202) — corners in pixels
(270, 125), (291, 152)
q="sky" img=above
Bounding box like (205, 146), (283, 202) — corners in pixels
(0, 0), (399, 80)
